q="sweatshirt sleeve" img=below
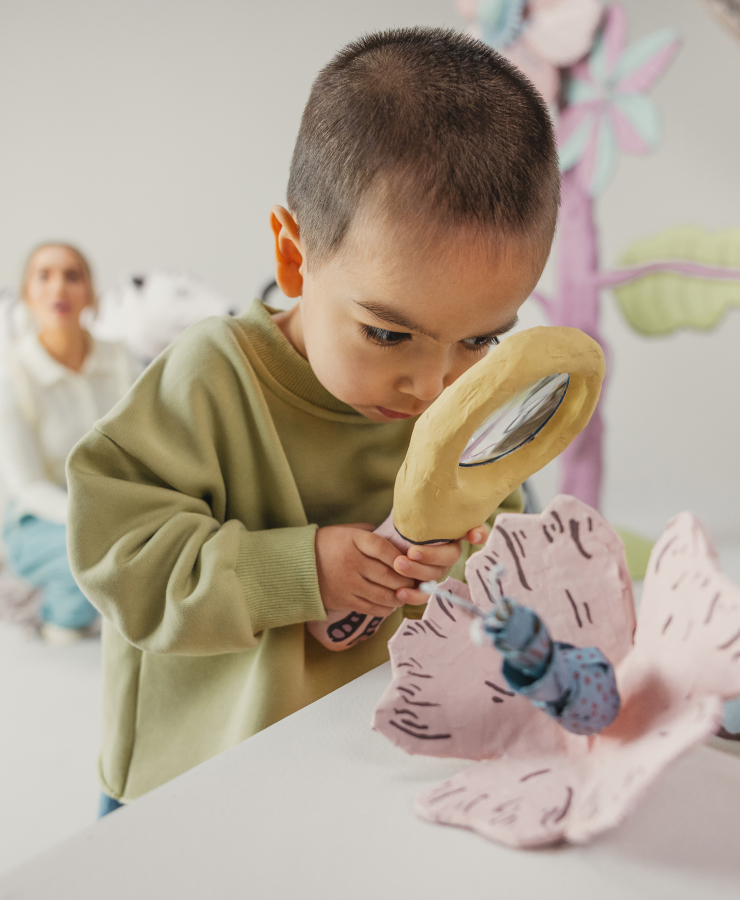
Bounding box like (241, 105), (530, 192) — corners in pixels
(66, 322), (326, 656)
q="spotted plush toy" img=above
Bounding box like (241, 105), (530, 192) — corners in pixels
(93, 270), (242, 365)
(422, 563), (621, 736)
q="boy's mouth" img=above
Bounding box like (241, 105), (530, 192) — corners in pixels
(376, 406), (416, 420)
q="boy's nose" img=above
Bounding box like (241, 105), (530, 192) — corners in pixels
(402, 365), (448, 404)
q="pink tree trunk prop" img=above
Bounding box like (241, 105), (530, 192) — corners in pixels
(550, 167), (605, 509)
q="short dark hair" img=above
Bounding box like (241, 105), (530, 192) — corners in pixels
(287, 27), (560, 267)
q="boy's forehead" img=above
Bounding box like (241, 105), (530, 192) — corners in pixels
(326, 217), (543, 338)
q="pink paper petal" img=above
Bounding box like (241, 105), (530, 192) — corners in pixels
(570, 54), (594, 83)
(373, 496), (634, 762)
(628, 512), (740, 703)
(557, 99), (595, 149)
(572, 113), (603, 194)
(600, 3), (628, 79)
(609, 102), (652, 155)
(566, 695), (722, 844)
(616, 35), (681, 93)
(373, 576), (571, 761)
(415, 695), (720, 848)
(416, 753), (584, 848)
(466, 495), (635, 668)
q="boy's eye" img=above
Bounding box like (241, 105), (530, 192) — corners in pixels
(361, 325), (412, 346)
(462, 334), (500, 350)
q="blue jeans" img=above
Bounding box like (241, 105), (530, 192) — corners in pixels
(2, 513), (98, 629)
(98, 793), (124, 818)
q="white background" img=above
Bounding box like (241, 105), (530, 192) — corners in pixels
(1, 0), (739, 539)
(0, 0), (739, 876)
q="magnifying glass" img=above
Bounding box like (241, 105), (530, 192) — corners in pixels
(308, 326), (605, 648)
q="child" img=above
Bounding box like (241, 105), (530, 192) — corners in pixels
(0, 244), (137, 644)
(67, 27), (560, 808)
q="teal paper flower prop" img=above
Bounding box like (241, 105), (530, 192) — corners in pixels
(458, 0), (603, 105)
(557, 4), (680, 195)
(478, 0), (527, 49)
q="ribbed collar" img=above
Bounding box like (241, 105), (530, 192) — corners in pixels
(15, 331), (115, 387)
(236, 299), (366, 418)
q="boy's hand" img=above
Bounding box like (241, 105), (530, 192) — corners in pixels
(315, 523), (489, 617)
(315, 524), (418, 617)
(391, 525), (489, 605)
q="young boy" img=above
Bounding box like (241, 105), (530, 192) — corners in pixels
(67, 27), (560, 806)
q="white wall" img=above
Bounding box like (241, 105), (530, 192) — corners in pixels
(1, 0), (739, 541)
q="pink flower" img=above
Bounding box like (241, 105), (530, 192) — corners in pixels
(557, 4), (681, 194)
(374, 496), (740, 847)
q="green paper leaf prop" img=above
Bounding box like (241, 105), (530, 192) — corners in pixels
(614, 226), (740, 336)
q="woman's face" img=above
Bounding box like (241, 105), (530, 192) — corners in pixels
(24, 245), (92, 332)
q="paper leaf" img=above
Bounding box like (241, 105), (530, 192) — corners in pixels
(613, 227), (740, 335)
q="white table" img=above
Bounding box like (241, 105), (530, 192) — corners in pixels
(2, 663), (740, 900)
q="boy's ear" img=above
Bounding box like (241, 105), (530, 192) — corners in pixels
(270, 206), (304, 298)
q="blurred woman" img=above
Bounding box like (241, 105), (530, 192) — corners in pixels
(0, 244), (138, 644)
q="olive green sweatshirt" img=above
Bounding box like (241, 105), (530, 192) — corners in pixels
(67, 299), (523, 802)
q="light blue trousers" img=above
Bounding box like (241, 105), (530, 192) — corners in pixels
(2, 513), (98, 629)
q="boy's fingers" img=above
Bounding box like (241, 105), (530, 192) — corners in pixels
(394, 560), (459, 584)
(466, 524), (489, 545)
(395, 586), (431, 605)
(356, 578), (404, 609)
(397, 539), (463, 571)
(355, 530), (406, 570)
(362, 558), (415, 592)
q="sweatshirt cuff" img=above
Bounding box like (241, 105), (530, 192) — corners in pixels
(234, 524), (325, 634)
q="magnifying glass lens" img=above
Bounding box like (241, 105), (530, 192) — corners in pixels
(459, 373), (570, 467)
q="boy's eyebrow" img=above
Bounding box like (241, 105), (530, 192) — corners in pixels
(354, 300), (519, 340)
(486, 314), (519, 336)
(355, 300), (439, 339)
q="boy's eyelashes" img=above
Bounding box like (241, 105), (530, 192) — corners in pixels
(361, 324), (500, 351)
(361, 325), (411, 347)
(462, 334), (501, 350)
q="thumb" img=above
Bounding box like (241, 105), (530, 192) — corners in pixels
(466, 525), (489, 546)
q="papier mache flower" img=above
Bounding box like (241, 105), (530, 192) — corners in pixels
(373, 495), (740, 848)
(457, 0), (603, 104)
(557, 4), (680, 195)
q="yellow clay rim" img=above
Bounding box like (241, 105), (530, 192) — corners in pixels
(393, 326), (605, 543)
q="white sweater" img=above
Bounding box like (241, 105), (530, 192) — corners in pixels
(0, 332), (138, 524)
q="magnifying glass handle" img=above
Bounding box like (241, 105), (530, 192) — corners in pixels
(306, 511), (437, 651)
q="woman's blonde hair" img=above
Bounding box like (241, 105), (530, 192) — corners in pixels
(20, 242), (98, 313)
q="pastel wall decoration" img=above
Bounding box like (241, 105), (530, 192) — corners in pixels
(459, 1), (740, 511)
(373, 494), (740, 848)
(613, 226), (740, 336)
